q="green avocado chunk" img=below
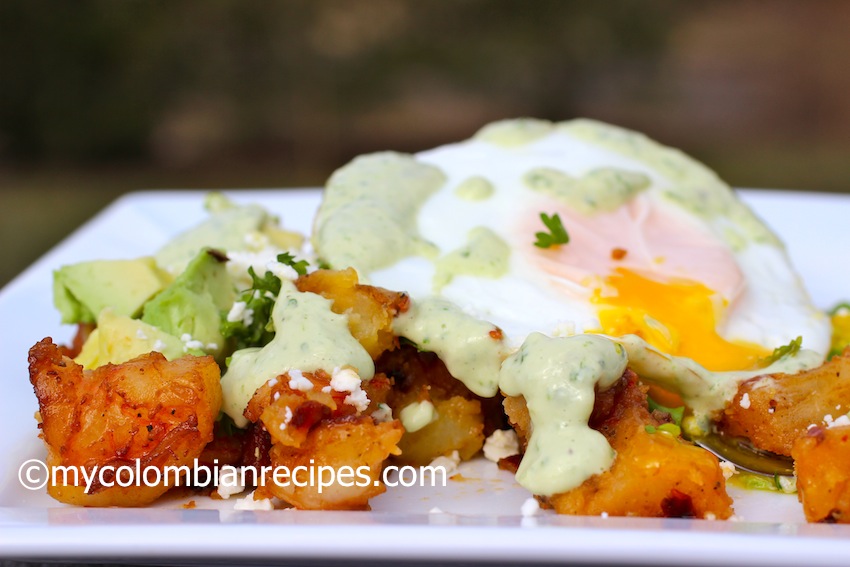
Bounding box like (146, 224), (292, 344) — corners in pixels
(53, 257), (171, 324)
(74, 308), (186, 369)
(141, 248), (234, 358)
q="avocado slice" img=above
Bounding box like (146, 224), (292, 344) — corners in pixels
(141, 248), (234, 358)
(74, 308), (186, 369)
(53, 257), (171, 324)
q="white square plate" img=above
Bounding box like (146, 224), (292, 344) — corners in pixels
(2, 188), (850, 565)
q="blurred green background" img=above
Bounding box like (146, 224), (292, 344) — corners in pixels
(2, 0), (849, 286)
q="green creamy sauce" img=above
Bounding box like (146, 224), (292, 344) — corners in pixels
(559, 118), (781, 248)
(392, 297), (507, 397)
(474, 118), (555, 147)
(615, 334), (823, 425)
(433, 227), (510, 291)
(313, 152), (445, 274)
(399, 400), (438, 432)
(220, 280), (374, 427)
(523, 167), (651, 215)
(454, 176), (494, 201)
(155, 203), (271, 275)
(499, 333), (628, 496)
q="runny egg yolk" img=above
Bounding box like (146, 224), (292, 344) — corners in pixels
(591, 267), (770, 371)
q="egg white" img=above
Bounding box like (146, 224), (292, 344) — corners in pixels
(367, 120), (830, 360)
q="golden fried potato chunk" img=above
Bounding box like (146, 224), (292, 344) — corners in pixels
(719, 350), (850, 456)
(395, 396), (484, 465)
(28, 338), (222, 506)
(793, 425), (850, 523)
(262, 416), (403, 510)
(505, 371), (733, 519)
(377, 345), (503, 466)
(246, 369), (402, 510)
(296, 268), (409, 359)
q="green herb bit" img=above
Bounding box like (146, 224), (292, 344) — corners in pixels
(277, 252), (309, 276)
(647, 397), (685, 427)
(220, 252), (310, 350)
(762, 336), (802, 365)
(533, 212), (570, 249)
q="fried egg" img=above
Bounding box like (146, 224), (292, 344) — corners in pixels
(313, 118), (831, 371)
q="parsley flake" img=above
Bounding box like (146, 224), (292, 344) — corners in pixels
(763, 336), (802, 365)
(533, 212), (570, 249)
(221, 252), (310, 349)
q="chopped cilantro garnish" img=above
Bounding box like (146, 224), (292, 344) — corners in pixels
(647, 397), (685, 427)
(533, 212), (570, 249)
(221, 252), (309, 349)
(762, 336), (802, 365)
(278, 252), (309, 276)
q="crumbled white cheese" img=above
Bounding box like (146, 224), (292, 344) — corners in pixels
(206, 343), (218, 351)
(267, 377), (278, 388)
(226, 301), (254, 326)
(234, 490), (274, 511)
(152, 339), (166, 352)
(227, 247), (290, 288)
(266, 260), (299, 282)
(135, 329), (148, 340)
(180, 333), (206, 351)
(288, 369), (313, 391)
(344, 389), (370, 413)
(330, 367), (369, 412)
(330, 367), (361, 392)
(278, 406), (293, 431)
(371, 403), (393, 423)
(428, 450), (461, 477)
(719, 460), (736, 480)
(704, 512), (717, 521)
(273, 392), (280, 402)
(600, 511), (609, 519)
(321, 386), (331, 394)
(215, 474), (246, 499)
(824, 414), (835, 427)
(244, 231), (270, 250)
(520, 498), (540, 517)
(739, 393), (751, 409)
(827, 414), (850, 429)
(483, 429), (520, 462)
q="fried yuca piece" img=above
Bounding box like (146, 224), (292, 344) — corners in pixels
(247, 370), (402, 510)
(505, 370), (733, 519)
(28, 338), (221, 506)
(377, 344), (503, 465)
(296, 268), (409, 359)
(793, 425), (850, 523)
(719, 349), (850, 456)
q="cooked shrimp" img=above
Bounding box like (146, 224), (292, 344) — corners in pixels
(28, 338), (222, 506)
